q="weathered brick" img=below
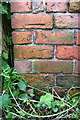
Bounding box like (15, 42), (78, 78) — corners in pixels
(55, 14), (80, 28)
(56, 46), (80, 59)
(54, 88), (80, 97)
(14, 46), (54, 59)
(11, 14), (53, 29)
(12, 31), (32, 44)
(35, 31), (74, 44)
(76, 30), (80, 45)
(23, 74), (55, 87)
(34, 60), (72, 73)
(74, 61), (80, 74)
(69, 0), (80, 12)
(46, 0), (67, 12)
(14, 60), (32, 73)
(32, 0), (45, 13)
(10, 0), (31, 12)
(56, 75), (80, 88)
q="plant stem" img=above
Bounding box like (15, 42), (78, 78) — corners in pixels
(9, 87), (79, 118)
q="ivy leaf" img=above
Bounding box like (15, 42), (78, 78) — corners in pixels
(40, 93), (53, 108)
(18, 81), (26, 92)
(40, 93), (53, 103)
(19, 94), (28, 103)
(0, 94), (11, 108)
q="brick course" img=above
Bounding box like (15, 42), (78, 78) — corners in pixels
(56, 46), (80, 59)
(69, 0), (80, 12)
(11, 14), (53, 29)
(34, 61), (72, 73)
(14, 46), (54, 59)
(46, 0), (67, 12)
(55, 14), (80, 28)
(11, 0), (80, 89)
(35, 31), (74, 44)
(12, 31), (32, 44)
(24, 74), (55, 87)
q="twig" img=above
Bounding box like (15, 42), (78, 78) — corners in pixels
(9, 87), (79, 118)
(29, 103), (37, 114)
(5, 110), (26, 119)
(53, 88), (76, 113)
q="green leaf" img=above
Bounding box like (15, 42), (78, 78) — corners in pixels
(19, 111), (26, 116)
(40, 93), (53, 103)
(0, 94), (11, 108)
(2, 61), (10, 71)
(30, 93), (35, 97)
(52, 107), (58, 113)
(13, 90), (19, 97)
(6, 113), (14, 119)
(54, 100), (62, 106)
(40, 93), (53, 108)
(18, 81), (26, 92)
(3, 52), (8, 60)
(19, 94), (28, 103)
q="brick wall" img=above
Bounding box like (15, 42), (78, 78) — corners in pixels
(11, 0), (80, 89)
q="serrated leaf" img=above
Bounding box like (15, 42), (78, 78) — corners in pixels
(18, 81), (26, 92)
(19, 94), (28, 103)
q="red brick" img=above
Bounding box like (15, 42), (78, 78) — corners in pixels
(56, 75), (80, 88)
(10, 0), (31, 12)
(14, 46), (54, 59)
(35, 31), (74, 44)
(23, 74), (55, 87)
(69, 0), (80, 12)
(34, 60), (72, 73)
(14, 60), (32, 73)
(11, 14), (53, 29)
(46, 0), (67, 12)
(74, 61), (80, 74)
(55, 14), (80, 28)
(12, 31), (32, 44)
(54, 88), (80, 97)
(76, 30), (80, 45)
(56, 46), (80, 59)
(32, 0), (45, 13)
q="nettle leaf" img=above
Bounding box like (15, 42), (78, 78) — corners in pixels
(19, 94), (28, 103)
(1, 94), (11, 108)
(18, 81), (26, 92)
